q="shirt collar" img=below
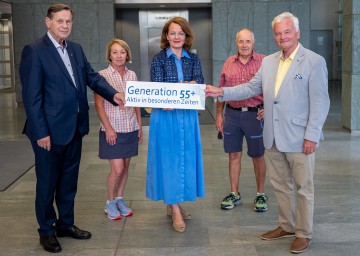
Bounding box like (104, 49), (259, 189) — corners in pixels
(233, 50), (259, 63)
(166, 48), (190, 59)
(47, 31), (67, 50)
(279, 43), (300, 60)
(108, 64), (128, 74)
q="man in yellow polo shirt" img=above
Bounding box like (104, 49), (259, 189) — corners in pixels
(205, 12), (330, 254)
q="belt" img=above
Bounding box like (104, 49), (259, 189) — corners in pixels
(227, 104), (263, 112)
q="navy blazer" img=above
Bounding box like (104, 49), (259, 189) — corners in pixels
(20, 34), (118, 145)
(150, 49), (204, 84)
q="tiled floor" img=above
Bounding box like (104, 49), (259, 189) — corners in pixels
(1, 82), (360, 255)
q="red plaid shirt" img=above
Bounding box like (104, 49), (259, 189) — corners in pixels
(219, 51), (265, 108)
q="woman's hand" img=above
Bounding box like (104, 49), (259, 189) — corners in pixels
(138, 128), (144, 143)
(181, 80), (196, 84)
(105, 128), (117, 145)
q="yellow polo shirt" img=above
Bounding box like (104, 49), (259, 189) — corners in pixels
(274, 44), (300, 96)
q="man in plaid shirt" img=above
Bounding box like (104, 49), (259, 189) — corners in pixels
(216, 28), (268, 212)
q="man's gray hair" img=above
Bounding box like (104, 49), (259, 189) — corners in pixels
(235, 28), (255, 42)
(271, 12), (299, 31)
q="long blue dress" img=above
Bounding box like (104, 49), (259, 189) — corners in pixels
(146, 48), (205, 205)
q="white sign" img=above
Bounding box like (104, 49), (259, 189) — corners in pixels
(125, 81), (206, 110)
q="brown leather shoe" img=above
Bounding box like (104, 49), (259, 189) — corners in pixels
(290, 237), (311, 254)
(172, 214), (186, 233)
(261, 226), (295, 240)
(167, 205), (191, 220)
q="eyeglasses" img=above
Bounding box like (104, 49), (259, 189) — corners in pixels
(168, 32), (186, 38)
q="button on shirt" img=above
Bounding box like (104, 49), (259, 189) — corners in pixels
(47, 31), (77, 87)
(274, 44), (300, 96)
(166, 48), (189, 82)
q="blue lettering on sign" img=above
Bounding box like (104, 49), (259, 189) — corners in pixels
(127, 85), (178, 97)
(180, 90), (196, 99)
(126, 96), (141, 102)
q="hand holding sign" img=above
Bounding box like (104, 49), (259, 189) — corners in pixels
(125, 81), (206, 110)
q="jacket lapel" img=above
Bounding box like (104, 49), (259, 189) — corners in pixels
(269, 53), (281, 100)
(66, 44), (81, 91)
(275, 44), (305, 98)
(43, 34), (78, 90)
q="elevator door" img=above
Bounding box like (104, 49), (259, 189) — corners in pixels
(0, 2), (14, 92)
(139, 10), (188, 81)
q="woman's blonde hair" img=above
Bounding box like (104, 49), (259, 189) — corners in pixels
(105, 38), (132, 63)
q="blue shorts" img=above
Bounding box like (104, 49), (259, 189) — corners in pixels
(223, 107), (265, 157)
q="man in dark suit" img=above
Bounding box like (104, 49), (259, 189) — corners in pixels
(19, 3), (125, 253)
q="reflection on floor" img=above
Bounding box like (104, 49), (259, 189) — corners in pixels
(1, 81), (360, 255)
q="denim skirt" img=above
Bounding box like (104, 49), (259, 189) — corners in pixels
(98, 130), (139, 159)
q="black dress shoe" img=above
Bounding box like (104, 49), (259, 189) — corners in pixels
(40, 235), (62, 253)
(56, 225), (92, 239)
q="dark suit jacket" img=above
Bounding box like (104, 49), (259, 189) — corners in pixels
(20, 34), (118, 145)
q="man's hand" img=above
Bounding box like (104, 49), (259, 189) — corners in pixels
(303, 139), (316, 155)
(256, 109), (264, 120)
(215, 115), (224, 133)
(37, 136), (51, 151)
(114, 93), (125, 108)
(205, 85), (224, 97)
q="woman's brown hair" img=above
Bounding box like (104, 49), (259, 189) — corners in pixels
(160, 17), (194, 51)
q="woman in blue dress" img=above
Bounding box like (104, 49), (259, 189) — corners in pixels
(146, 17), (205, 233)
